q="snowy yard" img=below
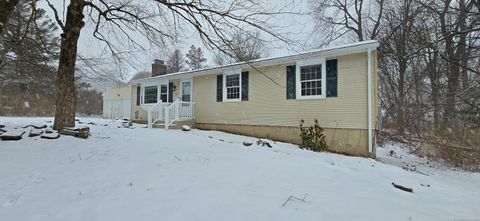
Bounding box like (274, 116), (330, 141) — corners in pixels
(0, 117), (479, 221)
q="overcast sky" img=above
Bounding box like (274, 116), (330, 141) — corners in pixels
(38, 0), (316, 89)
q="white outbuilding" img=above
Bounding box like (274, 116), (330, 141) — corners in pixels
(102, 82), (132, 119)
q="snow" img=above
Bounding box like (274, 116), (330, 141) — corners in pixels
(0, 117), (479, 221)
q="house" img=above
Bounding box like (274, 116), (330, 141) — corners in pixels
(106, 40), (379, 157)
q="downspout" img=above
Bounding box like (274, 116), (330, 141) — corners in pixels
(367, 48), (373, 156)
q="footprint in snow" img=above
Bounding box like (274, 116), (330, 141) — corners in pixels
(2, 195), (20, 207)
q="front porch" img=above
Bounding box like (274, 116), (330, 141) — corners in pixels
(135, 78), (195, 129)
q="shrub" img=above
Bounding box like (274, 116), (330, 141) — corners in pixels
(299, 119), (328, 152)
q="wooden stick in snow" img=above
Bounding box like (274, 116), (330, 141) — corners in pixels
(392, 182), (413, 193)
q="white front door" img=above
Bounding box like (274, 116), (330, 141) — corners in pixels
(160, 84), (168, 103)
(180, 80), (192, 102)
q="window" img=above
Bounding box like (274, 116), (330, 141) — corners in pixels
(225, 74), (240, 100)
(300, 64), (322, 96)
(144, 85), (158, 104)
(181, 81), (191, 102)
(296, 58), (326, 99)
(160, 85), (168, 102)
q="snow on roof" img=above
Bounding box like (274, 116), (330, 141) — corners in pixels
(130, 40), (379, 84)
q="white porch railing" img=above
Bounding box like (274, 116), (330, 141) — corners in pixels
(147, 101), (163, 128)
(164, 99), (195, 129)
(179, 101), (195, 120)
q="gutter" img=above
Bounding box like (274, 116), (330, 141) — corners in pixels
(367, 48), (373, 156)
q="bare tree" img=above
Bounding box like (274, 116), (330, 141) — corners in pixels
(43, 0), (294, 129)
(215, 30), (269, 64)
(421, 0), (479, 124)
(310, 0), (384, 42)
(166, 49), (186, 73)
(377, 0), (423, 134)
(185, 45), (207, 70)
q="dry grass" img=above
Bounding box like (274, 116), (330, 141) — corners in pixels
(379, 121), (480, 172)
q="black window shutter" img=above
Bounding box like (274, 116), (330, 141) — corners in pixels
(136, 86), (141, 106)
(168, 82), (174, 102)
(241, 71), (249, 101)
(286, 65), (296, 99)
(326, 59), (338, 97)
(216, 74), (223, 102)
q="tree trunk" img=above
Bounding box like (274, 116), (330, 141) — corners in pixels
(397, 60), (406, 134)
(428, 51), (440, 131)
(53, 0), (85, 130)
(0, 0), (19, 34)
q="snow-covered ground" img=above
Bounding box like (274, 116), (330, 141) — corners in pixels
(0, 117), (479, 221)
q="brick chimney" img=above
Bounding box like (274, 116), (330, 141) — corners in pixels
(152, 59), (167, 77)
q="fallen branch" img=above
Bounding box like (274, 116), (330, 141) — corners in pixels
(392, 182), (413, 193)
(282, 193), (309, 207)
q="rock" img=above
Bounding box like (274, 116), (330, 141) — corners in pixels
(22, 124), (47, 129)
(121, 120), (133, 127)
(29, 129), (44, 137)
(243, 141), (253, 146)
(0, 129), (26, 141)
(0, 124), (5, 128)
(41, 132), (60, 139)
(87, 122), (97, 125)
(45, 128), (55, 134)
(256, 139), (272, 148)
(182, 125), (191, 131)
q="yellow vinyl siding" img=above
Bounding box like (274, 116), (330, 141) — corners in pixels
(193, 52), (373, 129)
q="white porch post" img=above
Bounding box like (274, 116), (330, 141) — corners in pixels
(165, 109), (169, 130)
(147, 109), (152, 128)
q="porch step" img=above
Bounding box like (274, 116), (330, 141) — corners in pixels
(153, 119), (196, 129)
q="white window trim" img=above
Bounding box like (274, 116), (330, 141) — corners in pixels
(142, 83), (159, 104)
(180, 78), (193, 102)
(223, 69), (242, 102)
(296, 57), (326, 99)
